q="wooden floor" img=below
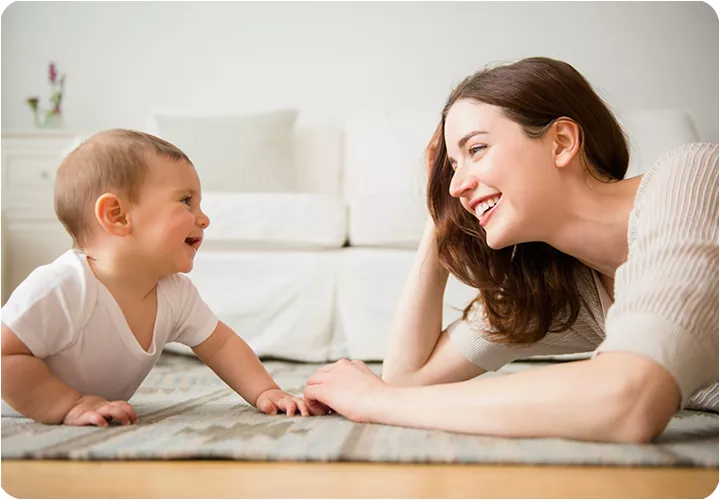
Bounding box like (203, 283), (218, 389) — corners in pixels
(2, 460), (717, 498)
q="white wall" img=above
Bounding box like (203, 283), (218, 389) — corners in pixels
(2, 1), (718, 141)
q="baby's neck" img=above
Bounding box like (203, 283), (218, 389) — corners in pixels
(82, 246), (158, 301)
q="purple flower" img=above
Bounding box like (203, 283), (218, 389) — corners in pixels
(49, 63), (57, 84)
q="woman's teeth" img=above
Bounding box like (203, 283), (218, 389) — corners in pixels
(475, 195), (501, 217)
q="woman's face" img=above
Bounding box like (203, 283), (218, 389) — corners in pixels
(444, 99), (561, 249)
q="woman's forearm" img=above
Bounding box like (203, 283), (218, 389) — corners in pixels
(371, 353), (677, 443)
(383, 218), (450, 381)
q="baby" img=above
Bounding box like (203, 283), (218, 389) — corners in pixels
(1, 129), (325, 426)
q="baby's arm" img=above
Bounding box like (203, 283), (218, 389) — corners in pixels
(192, 321), (325, 416)
(1, 324), (137, 426)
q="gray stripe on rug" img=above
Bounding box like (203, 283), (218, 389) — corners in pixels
(338, 423), (382, 461)
(26, 388), (231, 459)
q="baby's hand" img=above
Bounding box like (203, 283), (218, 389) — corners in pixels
(255, 389), (328, 417)
(62, 395), (138, 427)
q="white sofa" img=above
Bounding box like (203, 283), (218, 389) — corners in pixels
(150, 108), (702, 362)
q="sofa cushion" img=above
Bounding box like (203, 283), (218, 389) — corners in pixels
(344, 111), (438, 248)
(183, 250), (337, 362)
(348, 194), (427, 249)
(200, 192), (347, 249)
(153, 110), (299, 192)
(333, 248), (478, 360)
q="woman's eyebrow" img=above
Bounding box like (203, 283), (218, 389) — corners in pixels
(458, 130), (488, 149)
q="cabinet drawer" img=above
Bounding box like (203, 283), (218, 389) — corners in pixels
(2, 150), (62, 195)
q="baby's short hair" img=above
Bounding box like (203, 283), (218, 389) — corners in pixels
(54, 129), (191, 248)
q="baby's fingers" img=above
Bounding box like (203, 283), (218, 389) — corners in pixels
(257, 396), (278, 416)
(281, 396), (297, 417)
(293, 397), (310, 417)
(95, 404), (131, 425)
(70, 410), (110, 428)
(100, 402), (136, 425)
(110, 401), (138, 424)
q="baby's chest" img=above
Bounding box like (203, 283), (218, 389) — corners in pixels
(123, 308), (157, 352)
(113, 297), (159, 353)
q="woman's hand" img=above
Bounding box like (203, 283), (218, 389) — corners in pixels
(303, 359), (392, 423)
(425, 122), (444, 177)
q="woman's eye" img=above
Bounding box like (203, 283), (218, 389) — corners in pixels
(469, 145), (487, 157)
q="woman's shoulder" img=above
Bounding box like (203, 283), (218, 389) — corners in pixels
(635, 143), (718, 201)
(630, 143), (718, 239)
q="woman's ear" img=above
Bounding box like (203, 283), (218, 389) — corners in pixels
(94, 193), (131, 237)
(552, 118), (582, 169)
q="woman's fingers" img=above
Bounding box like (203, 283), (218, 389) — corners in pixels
(317, 363), (337, 373)
(303, 384), (323, 404)
(351, 359), (376, 375)
(306, 398), (330, 416)
(306, 370), (330, 386)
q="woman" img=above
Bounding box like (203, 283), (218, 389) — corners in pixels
(304, 57), (718, 443)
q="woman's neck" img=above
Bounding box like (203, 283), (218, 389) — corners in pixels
(546, 174), (643, 278)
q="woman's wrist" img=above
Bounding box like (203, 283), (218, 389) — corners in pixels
(364, 384), (399, 424)
(420, 217), (449, 281)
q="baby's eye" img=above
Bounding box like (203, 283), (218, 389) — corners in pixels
(469, 145), (487, 158)
(181, 196), (192, 206)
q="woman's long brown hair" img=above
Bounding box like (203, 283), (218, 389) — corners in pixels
(427, 57), (629, 344)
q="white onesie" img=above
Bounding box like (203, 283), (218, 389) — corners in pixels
(1, 249), (218, 414)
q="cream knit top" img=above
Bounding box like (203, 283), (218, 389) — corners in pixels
(448, 143), (719, 412)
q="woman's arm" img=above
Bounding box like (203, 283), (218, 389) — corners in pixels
(306, 351), (679, 443)
(382, 218), (485, 386)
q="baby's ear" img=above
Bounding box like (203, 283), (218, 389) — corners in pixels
(94, 193), (131, 236)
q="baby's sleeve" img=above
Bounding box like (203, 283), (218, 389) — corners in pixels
(0, 262), (86, 358)
(166, 274), (219, 347)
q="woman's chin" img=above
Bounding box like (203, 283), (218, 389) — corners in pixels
(484, 227), (514, 250)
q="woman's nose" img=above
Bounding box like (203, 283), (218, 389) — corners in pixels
(448, 167), (478, 198)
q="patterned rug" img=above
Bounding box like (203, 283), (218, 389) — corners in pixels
(2, 354), (717, 467)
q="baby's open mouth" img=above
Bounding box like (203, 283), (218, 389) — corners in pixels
(185, 237), (202, 251)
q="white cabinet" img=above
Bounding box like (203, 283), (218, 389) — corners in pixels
(2, 131), (78, 304)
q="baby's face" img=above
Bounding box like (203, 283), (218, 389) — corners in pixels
(128, 156), (210, 276)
